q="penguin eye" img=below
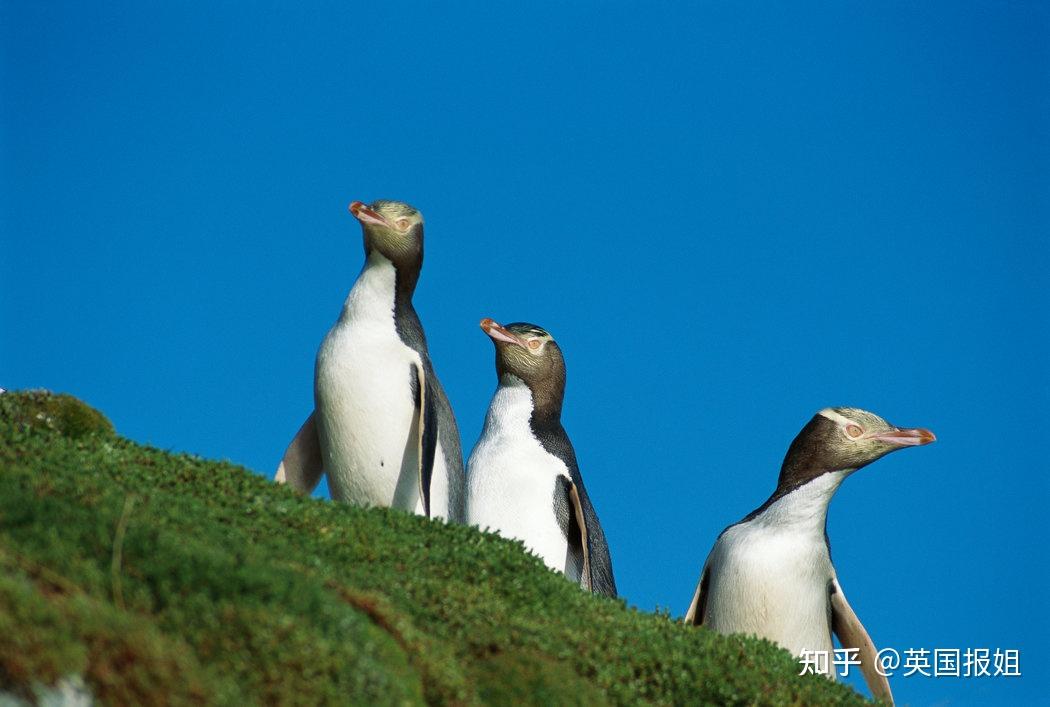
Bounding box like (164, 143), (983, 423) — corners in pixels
(527, 339), (541, 350)
(394, 218), (412, 231)
(845, 424), (863, 439)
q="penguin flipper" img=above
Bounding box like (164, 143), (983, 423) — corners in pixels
(275, 411), (324, 494)
(569, 480), (593, 591)
(555, 476), (593, 591)
(829, 576), (893, 705)
(412, 362), (438, 518)
(684, 563), (710, 625)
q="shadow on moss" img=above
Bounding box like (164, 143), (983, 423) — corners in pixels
(471, 649), (609, 706)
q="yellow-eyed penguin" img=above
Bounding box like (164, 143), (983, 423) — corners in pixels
(275, 200), (464, 522)
(466, 318), (616, 597)
(684, 407), (935, 704)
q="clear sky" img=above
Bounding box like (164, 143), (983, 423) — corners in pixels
(2, 2), (1047, 703)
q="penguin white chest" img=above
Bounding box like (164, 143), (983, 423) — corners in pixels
(314, 259), (436, 516)
(702, 475), (847, 660)
(466, 382), (577, 579)
(705, 523), (834, 658)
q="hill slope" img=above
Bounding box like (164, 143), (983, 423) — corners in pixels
(0, 391), (866, 705)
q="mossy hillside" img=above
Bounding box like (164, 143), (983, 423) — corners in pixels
(0, 392), (867, 705)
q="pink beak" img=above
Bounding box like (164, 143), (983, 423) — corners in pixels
(480, 318), (525, 347)
(349, 201), (389, 228)
(869, 427), (937, 447)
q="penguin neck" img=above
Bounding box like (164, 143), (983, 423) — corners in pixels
(500, 373), (563, 429)
(341, 253), (426, 354)
(742, 414), (862, 532)
(748, 469), (851, 533)
(363, 248), (421, 300)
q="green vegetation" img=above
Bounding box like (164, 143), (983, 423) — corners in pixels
(0, 391), (866, 705)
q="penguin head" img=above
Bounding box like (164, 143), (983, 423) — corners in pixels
(479, 318), (566, 418)
(349, 199), (425, 265)
(779, 407), (935, 488)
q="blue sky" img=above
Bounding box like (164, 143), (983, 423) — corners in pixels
(2, 2), (1047, 703)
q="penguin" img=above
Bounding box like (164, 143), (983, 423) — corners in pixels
(466, 318), (616, 597)
(684, 407), (935, 704)
(274, 199), (464, 522)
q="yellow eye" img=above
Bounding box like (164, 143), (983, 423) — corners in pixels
(846, 424), (863, 438)
(395, 218), (411, 231)
(527, 339), (541, 350)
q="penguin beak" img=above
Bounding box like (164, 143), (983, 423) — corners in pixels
(480, 318), (525, 348)
(869, 427), (937, 447)
(349, 201), (390, 228)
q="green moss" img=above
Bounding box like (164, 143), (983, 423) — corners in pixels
(0, 390), (114, 439)
(0, 391), (868, 705)
(471, 649), (609, 706)
(0, 554), (215, 704)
